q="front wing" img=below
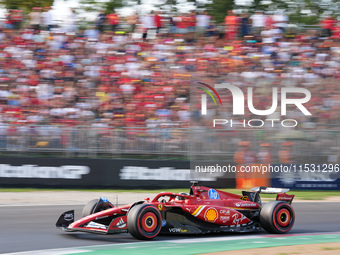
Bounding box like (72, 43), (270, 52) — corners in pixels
(56, 206), (130, 235)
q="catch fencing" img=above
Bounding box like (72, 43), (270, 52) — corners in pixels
(0, 124), (339, 163)
(0, 125), (188, 158)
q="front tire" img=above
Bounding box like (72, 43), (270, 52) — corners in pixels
(127, 204), (162, 240)
(82, 199), (113, 217)
(260, 201), (295, 234)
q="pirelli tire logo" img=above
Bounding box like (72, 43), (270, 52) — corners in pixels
(0, 164), (90, 179)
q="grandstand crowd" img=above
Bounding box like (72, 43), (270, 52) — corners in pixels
(0, 6), (340, 138)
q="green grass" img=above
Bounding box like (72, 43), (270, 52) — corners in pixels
(322, 246), (340, 250)
(0, 188), (339, 200)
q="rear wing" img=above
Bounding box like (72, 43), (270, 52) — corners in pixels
(250, 187), (295, 205)
(250, 187), (290, 194)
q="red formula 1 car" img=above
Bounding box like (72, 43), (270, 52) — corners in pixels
(56, 182), (295, 240)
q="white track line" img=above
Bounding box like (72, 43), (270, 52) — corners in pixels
(0, 203), (86, 207)
(2, 249), (91, 255)
(2, 232), (340, 255)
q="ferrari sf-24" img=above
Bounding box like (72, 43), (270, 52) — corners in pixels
(56, 182), (295, 240)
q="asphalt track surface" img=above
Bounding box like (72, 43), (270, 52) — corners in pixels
(0, 202), (339, 254)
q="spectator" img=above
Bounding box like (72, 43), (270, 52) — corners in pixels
(174, 13), (189, 34)
(196, 11), (210, 36)
(225, 10), (238, 40)
(234, 141), (256, 164)
(188, 11), (196, 33)
(11, 10), (23, 30)
(41, 6), (53, 31)
(66, 8), (78, 33)
(278, 142), (294, 164)
(28, 7), (42, 31)
(321, 16), (336, 37)
(257, 143), (272, 164)
(107, 11), (119, 32)
(240, 13), (250, 38)
(250, 11), (266, 36)
(154, 11), (162, 33)
(5, 10), (14, 29)
(0, 8), (338, 141)
(272, 10), (288, 33)
(127, 12), (138, 32)
(96, 11), (106, 33)
(141, 13), (155, 39)
(84, 25), (99, 40)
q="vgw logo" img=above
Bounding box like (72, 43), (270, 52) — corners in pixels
(197, 82), (312, 128)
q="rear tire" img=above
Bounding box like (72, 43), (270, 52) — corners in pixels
(127, 204), (162, 240)
(260, 201), (295, 234)
(82, 199), (112, 217)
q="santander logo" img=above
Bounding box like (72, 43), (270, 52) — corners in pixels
(235, 202), (257, 207)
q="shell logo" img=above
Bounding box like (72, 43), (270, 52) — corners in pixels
(205, 208), (218, 222)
